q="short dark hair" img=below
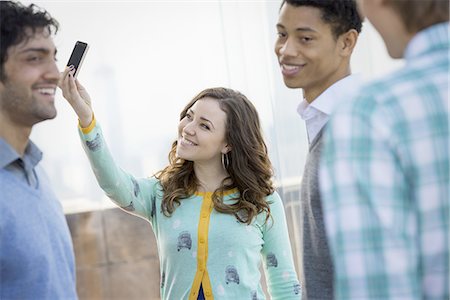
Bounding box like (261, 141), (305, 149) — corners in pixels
(386, 0), (449, 34)
(281, 0), (362, 38)
(0, 1), (59, 80)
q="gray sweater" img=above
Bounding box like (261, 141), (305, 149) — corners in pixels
(301, 129), (333, 300)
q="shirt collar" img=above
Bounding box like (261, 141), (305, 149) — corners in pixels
(297, 73), (363, 118)
(0, 138), (43, 169)
(404, 22), (449, 62)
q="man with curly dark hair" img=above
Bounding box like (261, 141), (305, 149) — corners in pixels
(0, 1), (77, 298)
(274, 0), (363, 299)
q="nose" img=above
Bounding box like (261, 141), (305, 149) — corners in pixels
(182, 121), (195, 136)
(277, 38), (297, 58)
(43, 60), (60, 83)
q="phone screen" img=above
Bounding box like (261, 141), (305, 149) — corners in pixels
(67, 41), (89, 78)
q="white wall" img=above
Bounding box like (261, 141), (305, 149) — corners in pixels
(25, 1), (402, 214)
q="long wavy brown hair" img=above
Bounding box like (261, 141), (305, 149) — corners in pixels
(155, 87), (274, 224)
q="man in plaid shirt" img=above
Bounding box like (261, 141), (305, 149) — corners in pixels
(320, 0), (449, 299)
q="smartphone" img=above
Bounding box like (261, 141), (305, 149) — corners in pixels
(66, 41), (89, 78)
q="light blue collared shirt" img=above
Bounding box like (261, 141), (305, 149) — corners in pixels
(0, 138), (42, 188)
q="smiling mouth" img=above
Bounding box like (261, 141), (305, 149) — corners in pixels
(280, 63), (305, 76)
(180, 137), (198, 146)
(35, 87), (56, 96)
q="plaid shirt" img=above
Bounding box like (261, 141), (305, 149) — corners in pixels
(320, 22), (449, 299)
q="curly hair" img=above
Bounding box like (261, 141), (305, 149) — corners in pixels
(0, 1), (59, 81)
(281, 0), (362, 38)
(155, 87), (275, 224)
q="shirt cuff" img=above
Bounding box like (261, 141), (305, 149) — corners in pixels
(79, 114), (96, 134)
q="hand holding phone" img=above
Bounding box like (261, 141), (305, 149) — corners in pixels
(61, 41), (92, 126)
(66, 41), (89, 78)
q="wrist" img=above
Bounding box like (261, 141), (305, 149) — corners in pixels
(79, 113), (94, 129)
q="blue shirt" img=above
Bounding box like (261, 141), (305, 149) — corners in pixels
(0, 138), (77, 299)
(320, 22), (449, 299)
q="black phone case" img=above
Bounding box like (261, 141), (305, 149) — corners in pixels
(67, 41), (88, 78)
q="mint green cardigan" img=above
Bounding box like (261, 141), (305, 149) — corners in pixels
(79, 122), (301, 300)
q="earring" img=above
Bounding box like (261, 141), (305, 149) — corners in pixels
(221, 152), (230, 170)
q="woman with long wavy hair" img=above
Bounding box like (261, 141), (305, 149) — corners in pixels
(60, 68), (301, 300)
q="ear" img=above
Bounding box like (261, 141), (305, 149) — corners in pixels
(338, 29), (359, 57)
(221, 144), (232, 154)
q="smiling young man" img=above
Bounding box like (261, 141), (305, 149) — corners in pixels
(274, 0), (362, 299)
(0, 1), (77, 298)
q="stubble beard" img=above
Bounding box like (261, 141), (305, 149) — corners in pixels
(0, 81), (57, 127)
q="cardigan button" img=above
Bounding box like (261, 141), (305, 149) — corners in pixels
(205, 291), (211, 296)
